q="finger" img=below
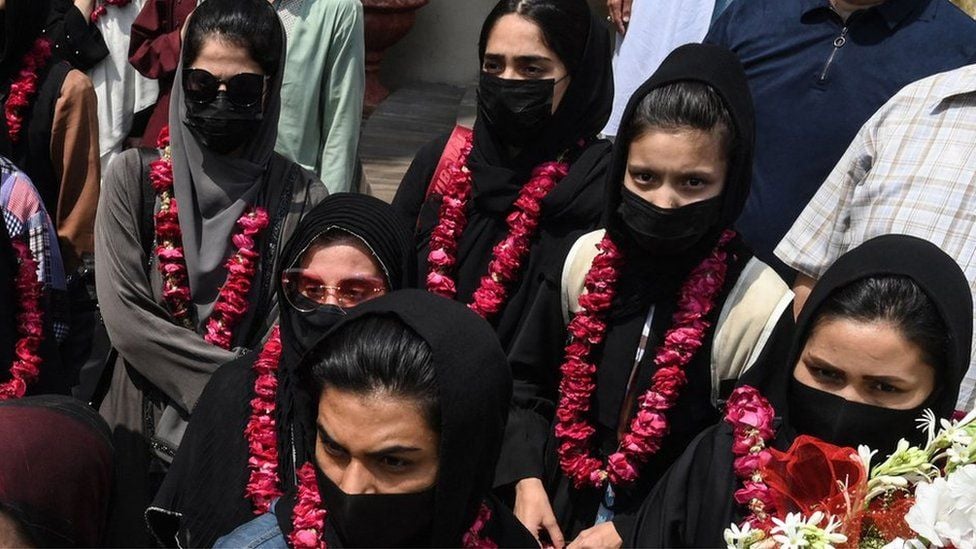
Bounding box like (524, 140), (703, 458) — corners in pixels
(622, 0), (634, 27)
(608, 0), (623, 34)
(544, 520), (566, 549)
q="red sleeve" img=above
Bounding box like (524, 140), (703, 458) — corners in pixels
(128, 0), (193, 80)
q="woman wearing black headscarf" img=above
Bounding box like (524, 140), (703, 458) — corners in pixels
(628, 234), (973, 547)
(147, 193), (415, 548)
(0, 395), (114, 547)
(392, 0), (613, 351)
(216, 290), (537, 548)
(500, 44), (793, 547)
(94, 0), (327, 543)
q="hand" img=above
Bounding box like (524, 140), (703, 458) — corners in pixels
(514, 478), (565, 548)
(606, 0), (634, 36)
(567, 522), (623, 549)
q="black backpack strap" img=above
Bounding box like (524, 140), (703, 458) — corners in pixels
(135, 147), (159, 260)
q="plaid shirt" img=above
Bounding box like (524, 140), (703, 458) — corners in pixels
(0, 156), (69, 342)
(775, 64), (976, 411)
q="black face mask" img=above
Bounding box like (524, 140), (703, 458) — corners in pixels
(286, 304), (346, 356)
(183, 92), (263, 155)
(788, 381), (931, 457)
(317, 469), (435, 548)
(477, 73), (555, 147)
(616, 188), (722, 254)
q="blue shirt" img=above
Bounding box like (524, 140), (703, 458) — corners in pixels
(215, 510), (288, 549)
(705, 0), (976, 273)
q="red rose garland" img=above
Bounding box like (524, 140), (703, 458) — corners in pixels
(289, 461), (497, 549)
(0, 238), (45, 400)
(90, 0), (133, 22)
(556, 230), (736, 489)
(150, 126), (270, 349)
(724, 385), (777, 528)
(5, 38), (54, 145)
(425, 133), (570, 320)
(244, 326), (284, 514)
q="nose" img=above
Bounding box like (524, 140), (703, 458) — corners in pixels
(337, 460), (374, 494)
(835, 385), (864, 405)
(645, 187), (682, 210)
(499, 67), (522, 80)
(323, 291), (341, 307)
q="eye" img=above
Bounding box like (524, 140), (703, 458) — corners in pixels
(482, 61), (502, 74)
(810, 366), (844, 384)
(322, 437), (347, 457)
(870, 381), (903, 394)
(522, 65), (544, 77)
(629, 171), (655, 185)
(684, 178), (707, 189)
(379, 455), (411, 472)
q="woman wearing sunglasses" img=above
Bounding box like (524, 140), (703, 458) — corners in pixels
(94, 0), (328, 543)
(148, 193), (415, 548)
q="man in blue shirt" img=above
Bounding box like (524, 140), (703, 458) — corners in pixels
(705, 0), (976, 277)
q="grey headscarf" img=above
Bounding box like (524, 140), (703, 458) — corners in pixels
(169, 14), (287, 321)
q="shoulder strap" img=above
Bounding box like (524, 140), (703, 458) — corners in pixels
(709, 257), (794, 405)
(560, 229), (607, 325)
(425, 125), (474, 199)
(135, 147), (159, 261)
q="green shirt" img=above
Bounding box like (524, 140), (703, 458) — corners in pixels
(274, 0), (364, 193)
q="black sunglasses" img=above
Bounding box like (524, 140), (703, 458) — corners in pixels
(183, 68), (267, 108)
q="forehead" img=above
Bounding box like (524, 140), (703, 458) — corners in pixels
(189, 37), (263, 77)
(627, 128), (728, 169)
(484, 14), (555, 60)
(317, 387), (436, 448)
(805, 318), (931, 377)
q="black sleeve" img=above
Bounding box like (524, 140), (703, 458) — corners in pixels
(47, 0), (110, 71)
(391, 133), (450, 230)
(494, 266), (567, 487)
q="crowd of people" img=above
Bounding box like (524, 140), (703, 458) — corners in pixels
(1, 0), (976, 546)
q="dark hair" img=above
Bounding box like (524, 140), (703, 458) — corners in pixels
(812, 275), (949, 370)
(306, 315), (440, 431)
(478, 0), (591, 76)
(623, 81), (735, 158)
(182, 0), (283, 77)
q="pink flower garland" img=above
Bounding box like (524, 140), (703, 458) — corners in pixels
(150, 125), (269, 349)
(425, 133), (570, 321)
(5, 38), (54, 145)
(724, 385), (777, 528)
(289, 461), (497, 549)
(90, 0), (132, 22)
(0, 238), (45, 400)
(244, 327), (284, 514)
(556, 230), (736, 489)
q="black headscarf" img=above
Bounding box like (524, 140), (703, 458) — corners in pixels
(148, 194), (415, 548)
(604, 42), (755, 243)
(274, 193), (417, 482)
(747, 234), (972, 422)
(468, 4), (613, 215)
(0, 395), (113, 547)
(280, 290), (531, 547)
(598, 43), (755, 320)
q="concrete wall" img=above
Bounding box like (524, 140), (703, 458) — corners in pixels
(381, 0), (497, 89)
(381, 0), (611, 88)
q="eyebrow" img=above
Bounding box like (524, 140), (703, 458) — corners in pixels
(318, 424), (423, 456)
(483, 53), (553, 64)
(863, 374), (909, 385)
